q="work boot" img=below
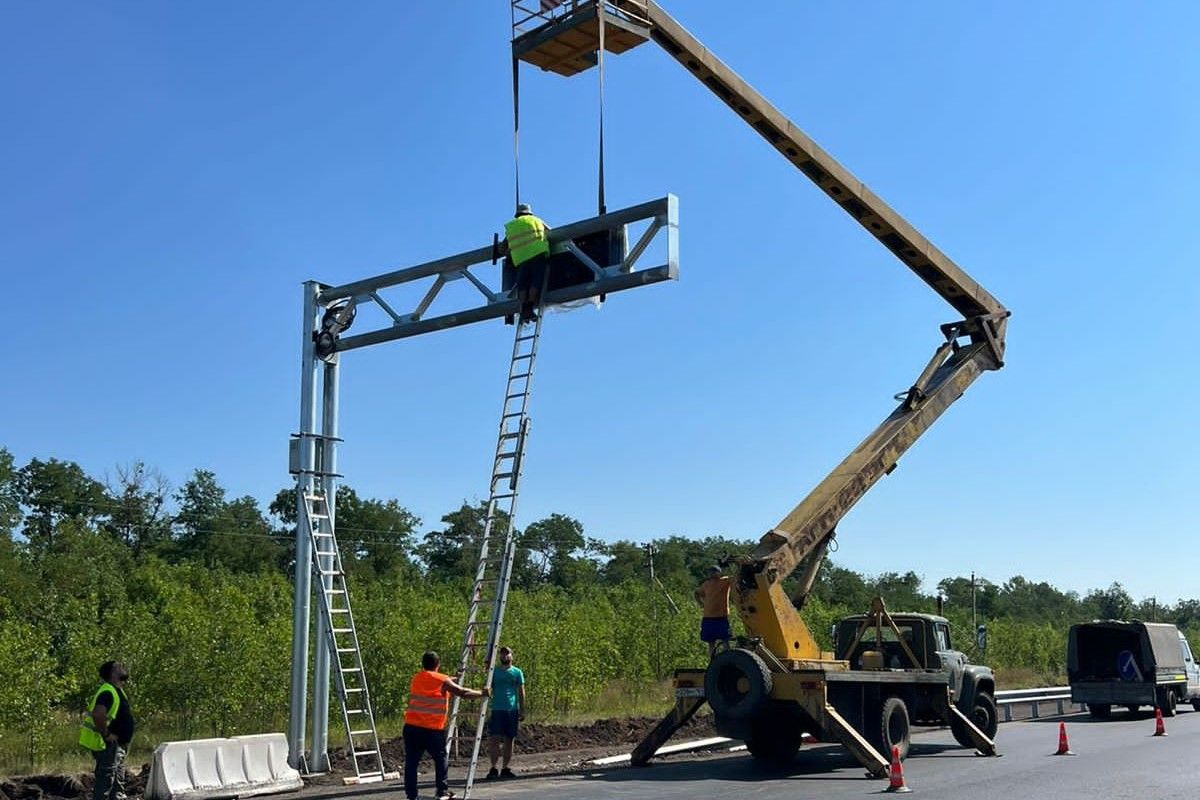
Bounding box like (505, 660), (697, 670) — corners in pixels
(486, 767), (499, 780)
(500, 767), (515, 779)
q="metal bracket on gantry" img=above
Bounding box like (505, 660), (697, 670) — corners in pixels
(287, 194), (678, 775)
(310, 194), (678, 356)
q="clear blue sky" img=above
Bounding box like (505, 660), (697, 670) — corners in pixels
(3, 2), (1197, 602)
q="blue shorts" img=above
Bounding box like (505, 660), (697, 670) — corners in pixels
(488, 709), (519, 739)
(700, 617), (732, 643)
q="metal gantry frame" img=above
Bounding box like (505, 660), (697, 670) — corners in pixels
(286, 195), (678, 771)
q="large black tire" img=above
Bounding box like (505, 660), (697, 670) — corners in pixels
(745, 716), (804, 764)
(1126, 704), (1141, 715)
(1157, 687), (1178, 717)
(868, 697), (911, 761)
(1191, 699), (1200, 712)
(952, 691), (998, 748)
(705, 648), (773, 721)
(1088, 703), (1111, 718)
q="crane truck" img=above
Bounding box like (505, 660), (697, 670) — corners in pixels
(512, 1), (1010, 776)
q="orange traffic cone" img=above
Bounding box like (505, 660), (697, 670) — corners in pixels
(1054, 721), (1075, 755)
(885, 745), (912, 793)
(1154, 707), (1167, 736)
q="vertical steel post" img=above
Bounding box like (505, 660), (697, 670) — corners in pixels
(289, 281), (321, 769)
(310, 355), (340, 772)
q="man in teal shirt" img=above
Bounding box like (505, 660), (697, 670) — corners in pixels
(485, 646), (526, 779)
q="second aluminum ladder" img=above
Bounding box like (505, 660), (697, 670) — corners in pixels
(446, 309), (545, 798)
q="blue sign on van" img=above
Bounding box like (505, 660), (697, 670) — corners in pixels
(1118, 650), (1141, 681)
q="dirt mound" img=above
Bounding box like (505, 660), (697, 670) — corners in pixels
(0, 774), (86, 800)
(1, 763), (149, 800)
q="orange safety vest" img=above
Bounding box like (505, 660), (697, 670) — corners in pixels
(404, 670), (450, 730)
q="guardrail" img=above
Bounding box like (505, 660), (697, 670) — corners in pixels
(995, 686), (1082, 722)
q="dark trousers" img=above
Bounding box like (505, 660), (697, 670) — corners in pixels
(403, 723), (448, 800)
(92, 743), (127, 800)
(515, 253), (549, 319)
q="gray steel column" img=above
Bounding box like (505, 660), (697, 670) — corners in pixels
(310, 355), (340, 772)
(288, 281), (321, 769)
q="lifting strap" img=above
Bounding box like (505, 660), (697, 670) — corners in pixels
(512, 54), (521, 211)
(596, 2), (607, 215)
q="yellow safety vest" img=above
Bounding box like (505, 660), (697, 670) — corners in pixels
(504, 214), (550, 267)
(79, 682), (121, 751)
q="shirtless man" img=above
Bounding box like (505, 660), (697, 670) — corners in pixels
(694, 565), (733, 658)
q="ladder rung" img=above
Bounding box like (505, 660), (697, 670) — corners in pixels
(314, 532), (334, 538)
(492, 472), (515, 480)
(509, 371), (531, 380)
(303, 494), (325, 502)
(512, 353), (533, 361)
(318, 570), (342, 576)
(332, 627), (354, 634)
(309, 512), (329, 519)
(504, 393), (526, 401)
(345, 688), (364, 693)
(315, 550), (337, 557)
(347, 709), (364, 714)
(330, 608), (350, 614)
(499, 431), (521, 440)
(496, 450), (518, 460)
(354, 750), (378, 757)
(327, 589), (346, 595)
(350, 729), (375, 736)
(341, 667), (362, 673)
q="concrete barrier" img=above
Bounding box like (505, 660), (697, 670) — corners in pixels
(147, 733), (301, 800)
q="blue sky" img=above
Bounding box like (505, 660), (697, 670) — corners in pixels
(3, 2), (1198, 602)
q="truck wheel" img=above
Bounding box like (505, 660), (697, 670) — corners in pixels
(1088, 703), (1111, 719)
(951, 692), (997, 747)
(1157, 687), (1178, 717)
(705, 648), (772, 721)
(871, 697), (911, 761)
(1126, 704), (1141, 715)
(1191, 699), (1200, 712)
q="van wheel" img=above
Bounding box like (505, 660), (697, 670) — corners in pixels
(1157, 688), (1178, 717)
(871, 697), (911, 761)
(1088, 703), (1111, 718)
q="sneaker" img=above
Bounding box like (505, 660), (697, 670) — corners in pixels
(486, 767), (499, 780)
(500, 767), (515, 779)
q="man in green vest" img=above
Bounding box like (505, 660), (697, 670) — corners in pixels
(79, 661), (135, 800)
(503, 203), (552, 322)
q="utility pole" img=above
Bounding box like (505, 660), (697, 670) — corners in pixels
(645, 543), (661, 678)
(971, 571), (978, 633)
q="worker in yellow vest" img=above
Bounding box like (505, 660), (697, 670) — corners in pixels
(403, 650), (489, 800)
(503, 203), (552, 322)
(79, 661), (135, 800)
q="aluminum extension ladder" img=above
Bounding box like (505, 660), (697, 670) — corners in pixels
(446, 308), (546, 798)
(302, 488), (386, 783)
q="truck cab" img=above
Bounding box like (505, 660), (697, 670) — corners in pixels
(833, 611), (997, 749)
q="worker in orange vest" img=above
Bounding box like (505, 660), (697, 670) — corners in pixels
(403, 650), (489, 800)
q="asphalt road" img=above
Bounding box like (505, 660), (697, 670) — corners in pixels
(448, 708), (1200, 800)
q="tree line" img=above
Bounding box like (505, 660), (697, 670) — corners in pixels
(0, 447), (1194, 772)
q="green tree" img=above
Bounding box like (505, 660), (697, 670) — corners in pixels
(0, 447), (22, 537)
(104, 461), (172, 556)
(18, 457), (109, 549)
(418, 502), (510, 583)
(271, 485), (420, 578)
(173, 471), (283, 572)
